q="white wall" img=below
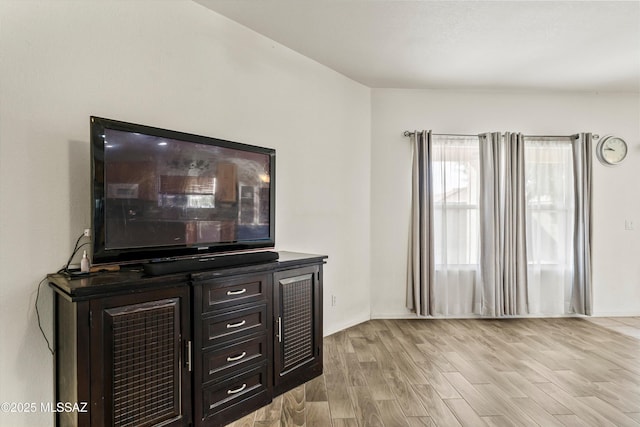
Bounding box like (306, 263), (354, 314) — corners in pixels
(371, 88), (640, 318)
(0, 1), (371, 425)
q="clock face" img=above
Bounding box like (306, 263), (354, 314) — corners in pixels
(599, 136), (628, 165)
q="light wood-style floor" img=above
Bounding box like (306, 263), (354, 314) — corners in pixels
(225, 317), (640, 427)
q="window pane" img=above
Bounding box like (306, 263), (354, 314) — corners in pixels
(432, 137), (480, 266)
(524, 141), (574, 265)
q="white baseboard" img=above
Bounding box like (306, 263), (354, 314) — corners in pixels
(590, 312), (640, 317)
(370, 312), (586, 320)
(370, 312), (419, 319)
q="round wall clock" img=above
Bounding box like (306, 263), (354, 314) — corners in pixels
(596, 135), (628, 165)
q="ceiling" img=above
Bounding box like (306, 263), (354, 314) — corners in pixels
(195, 0), (640, 93)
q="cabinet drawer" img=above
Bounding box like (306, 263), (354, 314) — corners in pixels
(203, 304), (267, 346)
(201, 274), (269, 313)
(203, 364), (269, 420)
(203, 334), (268, 384)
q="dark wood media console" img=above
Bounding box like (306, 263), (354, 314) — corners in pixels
(49, 251), (326, 427)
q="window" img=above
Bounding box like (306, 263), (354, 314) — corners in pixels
(524, 140), (574, 266)
(432, 136), (480, 268)
(524, 139), (575, 314)
(431, 136), (575, 314)
(410, 131), (587, 317)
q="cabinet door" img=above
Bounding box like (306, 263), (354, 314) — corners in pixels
(89, 286), (192, 427)
(273, 265), (323, 394)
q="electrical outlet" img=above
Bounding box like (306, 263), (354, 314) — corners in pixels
(331, 295), (337, 307)
(83, 228), (91, 237)
(625, 220), (634, 231)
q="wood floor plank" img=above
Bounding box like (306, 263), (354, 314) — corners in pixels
(519, 358), (561, 383)
(590, 381), (640, 413)
(444, 398), (488, 427)
(393, 351), (430, 385)
(326, 379), (356, 419)
(351, 337), (377, 362)
(471, 335), (525, 372)
(629, 413), (640, 423)
(473, 384), (539, 426)
(442, 372), (500, 416)
(253, 394), (282, 422)
(509, 397), (566, 427)
(405, 416), (435, 427)
(443, 351), (493, 384)
(411, 384), (462, 427)
(334, 330), (356, 353)
(375, 399), (411, 427)
(590, 346), (640, 372)
(537, 382), (619, 426)
(471, 361), (528, 398)
(396, 336), (430, 363)
(614, 317), (640, 328)
(500, 371), (571, 415)
(507, 359), (552, 384)
(306, 401), (332, 427)
(343, 352), (368, 387)
(305, 374), (328, 402)
(347, 386), (385, 427)
(360, 361), (396, 400)
(280, 385), (305, 427)
(551, 369), (599, 397)
(575, 396), (640, 427)
(414, 345), (458, 373)
(415, 362), (461, 399)
(607, 368), (640, 389)
(570, 355), (621, 379)
(369, 338), (399, 372)
(332, 418), (359, 427)
(481, 415), (519, 427)
(554, 414), (590, 427)
(383, 369), (429, 417)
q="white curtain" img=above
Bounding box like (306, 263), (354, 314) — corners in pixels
(431, 135), (482, 315)
(524, 137), (575, 315)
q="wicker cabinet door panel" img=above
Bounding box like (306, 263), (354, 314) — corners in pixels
(90, 287), (191, 427)
(273, 265), (323, 393)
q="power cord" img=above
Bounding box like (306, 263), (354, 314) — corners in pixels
(38, 231), (91, 355)
(58, 232), (90, 274)
(36, 277), (54, 355)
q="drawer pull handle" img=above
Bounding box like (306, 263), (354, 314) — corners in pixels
(227, 383), (247, 395)
(227, 288), (247, 296)
(227, 351), (247, 362)
(226, 320), (246, 329)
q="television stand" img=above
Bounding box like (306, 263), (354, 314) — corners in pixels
(48, 251), (325, 427)
(142, 250), (279, 276)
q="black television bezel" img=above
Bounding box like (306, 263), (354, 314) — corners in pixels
(90, 116), (276, 265)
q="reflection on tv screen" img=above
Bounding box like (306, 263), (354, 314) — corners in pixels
(103, 129), (271, 250)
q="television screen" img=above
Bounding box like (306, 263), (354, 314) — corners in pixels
(91, 117), (275, 264)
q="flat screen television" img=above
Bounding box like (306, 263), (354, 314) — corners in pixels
(90, 117), (275, 265)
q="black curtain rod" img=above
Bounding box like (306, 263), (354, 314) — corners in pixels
(403, 131), (476, 137)
(402, 131), (587, 140)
